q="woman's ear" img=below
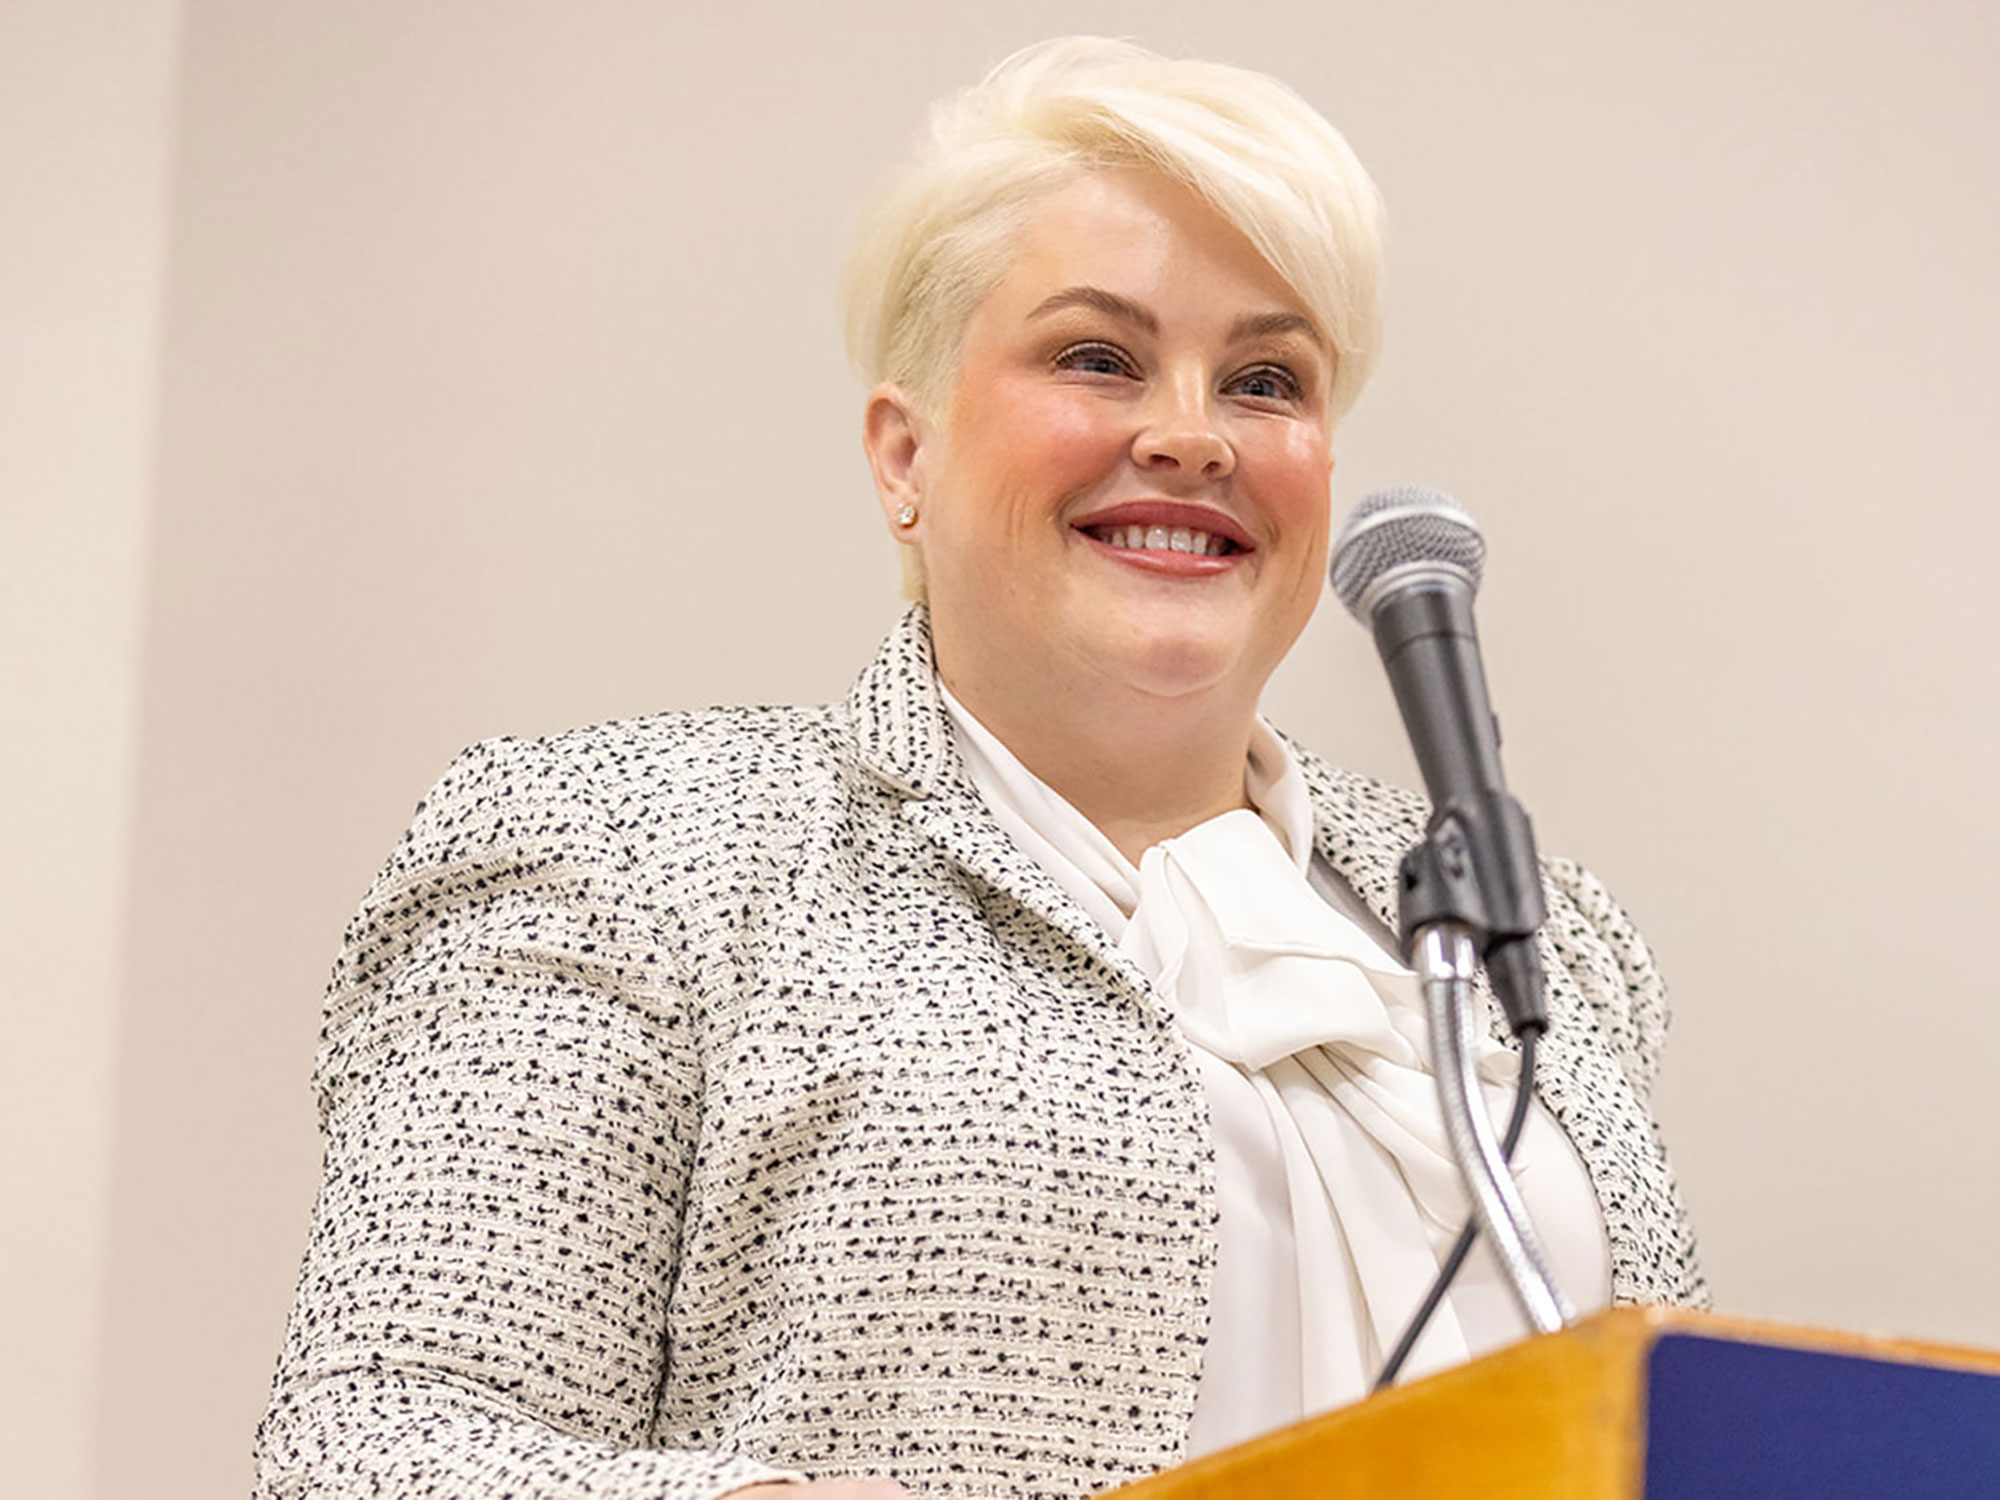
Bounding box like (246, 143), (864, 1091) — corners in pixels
(862, 383), (932, 544)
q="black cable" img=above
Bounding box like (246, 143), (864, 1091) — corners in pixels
(1371, 1027), (1540, 1392)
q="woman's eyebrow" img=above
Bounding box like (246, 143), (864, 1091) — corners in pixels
(1028, 289), (1323, 352)
(1027, 285), (1159, 333)
(1229, 310), (1324, 348)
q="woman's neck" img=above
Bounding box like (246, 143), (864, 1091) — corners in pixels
(939, 658), (1259, 865)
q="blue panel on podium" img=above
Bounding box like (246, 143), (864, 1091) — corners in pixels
(1643, 1331), (2000, 1498)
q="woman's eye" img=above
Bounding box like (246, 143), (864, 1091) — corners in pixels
(1053, 342), (1136, 378)
(1229, 365), (1304, 401)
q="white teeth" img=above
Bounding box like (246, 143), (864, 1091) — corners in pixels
(1098, 522), (1232, 554)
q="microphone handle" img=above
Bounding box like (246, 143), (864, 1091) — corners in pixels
(1371, 580), (1505, 800)
(1371, 579), (1549, 1035)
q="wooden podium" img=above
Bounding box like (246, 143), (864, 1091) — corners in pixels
(1108, 1308), (2000, 1499)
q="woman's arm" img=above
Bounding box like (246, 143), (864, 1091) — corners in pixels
(255, 738), (803, 1499)
(1540, 854), (1673, 1105)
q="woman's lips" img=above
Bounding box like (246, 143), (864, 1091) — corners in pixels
(1072, 500), (1252, 576)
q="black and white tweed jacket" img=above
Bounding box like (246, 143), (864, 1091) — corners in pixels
(256, 604), (1704, 1500)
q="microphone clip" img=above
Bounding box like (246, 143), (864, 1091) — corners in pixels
(1398, 788), (1550, 1037)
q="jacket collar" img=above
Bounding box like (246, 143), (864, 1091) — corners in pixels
(848, 602), (954, 801)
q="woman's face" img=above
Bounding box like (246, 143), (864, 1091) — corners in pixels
(873, 168), (1337, 717)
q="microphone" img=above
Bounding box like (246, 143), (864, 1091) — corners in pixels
(1330, 486), (1547, 1035)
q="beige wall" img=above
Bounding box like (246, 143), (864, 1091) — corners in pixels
(0, 4), (181, 1498)
(2, 3), (1993, 1497)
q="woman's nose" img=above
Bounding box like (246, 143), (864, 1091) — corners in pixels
(1134, 378), (1234, 481)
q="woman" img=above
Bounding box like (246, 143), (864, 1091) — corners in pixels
(256, 37), (1702, 1500)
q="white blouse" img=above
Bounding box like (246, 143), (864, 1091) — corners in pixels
(941, 688), (1611, 1456)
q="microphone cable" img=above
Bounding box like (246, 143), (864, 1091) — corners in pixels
(1371, 1025), (1540, 1392)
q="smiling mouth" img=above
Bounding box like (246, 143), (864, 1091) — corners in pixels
(1082, 523), (1243, 558)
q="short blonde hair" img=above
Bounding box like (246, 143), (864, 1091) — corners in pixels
(842, 36), (1386, 424)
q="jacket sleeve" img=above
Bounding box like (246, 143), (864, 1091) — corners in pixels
(1536, 854), (1708, 1308)
(1538, 855), (1673, 1107)
(254, 738), (801, 1499)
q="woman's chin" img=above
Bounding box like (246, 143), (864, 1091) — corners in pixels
(1063, 613), (1263, 705)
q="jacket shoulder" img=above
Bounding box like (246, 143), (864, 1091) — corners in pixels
(319, 703), (860, 1076)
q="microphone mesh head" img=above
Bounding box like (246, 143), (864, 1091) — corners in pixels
(1329, 485), (1486, 617)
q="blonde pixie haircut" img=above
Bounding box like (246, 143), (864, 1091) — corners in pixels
(842, 36), (1386, 426)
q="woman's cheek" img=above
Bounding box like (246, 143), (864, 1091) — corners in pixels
(1024, 390), (1130, 476)
(1261, 422), (1335, 523)
(954, 375), (1122, 498)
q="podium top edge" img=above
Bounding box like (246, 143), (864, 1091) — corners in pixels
(1623, 1306), (2000, 1376)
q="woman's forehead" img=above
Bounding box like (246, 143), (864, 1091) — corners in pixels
(977, 171), (1320, 341)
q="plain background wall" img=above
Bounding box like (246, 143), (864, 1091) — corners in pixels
(2, 3), (1994, 1497)
(1, 4), (181, 1498)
